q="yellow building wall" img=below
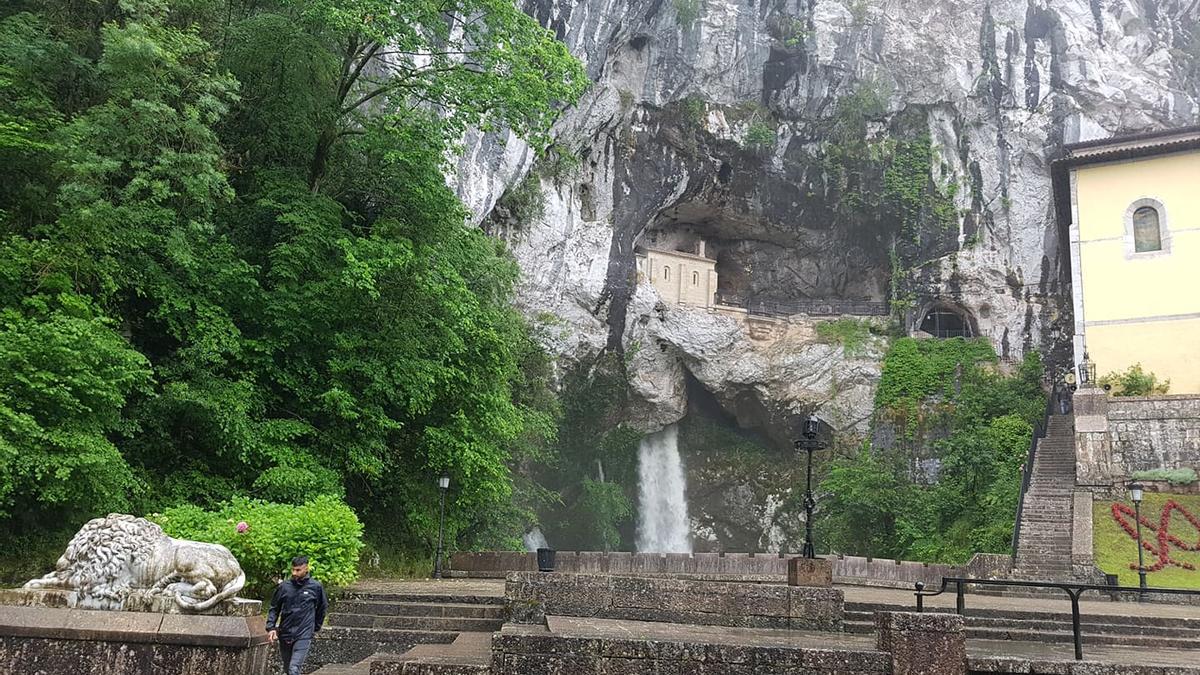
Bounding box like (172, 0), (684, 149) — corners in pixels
(1074, 150), (1200, 392)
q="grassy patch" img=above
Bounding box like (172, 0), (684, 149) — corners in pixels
(1094, 492), (1200, 588)
(814, 317), (879, 358)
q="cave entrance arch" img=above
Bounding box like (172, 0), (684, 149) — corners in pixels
(916, 303), (975, 339)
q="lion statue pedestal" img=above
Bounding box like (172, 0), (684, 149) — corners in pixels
(0, 514), (270, 675)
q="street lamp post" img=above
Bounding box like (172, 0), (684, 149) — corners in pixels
(433, 474), (450, 579)
(794, 415), (827, 559)
(1129, 482), (1148, 591)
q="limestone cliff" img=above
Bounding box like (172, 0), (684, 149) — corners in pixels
(452, 0), (1198, 547)
(456, 0), (1197, 438)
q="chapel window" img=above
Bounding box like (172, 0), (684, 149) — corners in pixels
(664, 266), (670, 280)
(1133, 206), (1162, 253)
(692, 271), (699, 285)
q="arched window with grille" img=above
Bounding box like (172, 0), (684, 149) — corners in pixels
(1124, 198), (1169, 257)
(1133, 206), (1162, 252)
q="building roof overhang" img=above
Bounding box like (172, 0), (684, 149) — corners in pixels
(1051, 125), (1200, 239)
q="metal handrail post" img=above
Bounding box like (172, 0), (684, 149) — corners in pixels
(1067, 588), (1083, 661)
(955, 580), (965, 615)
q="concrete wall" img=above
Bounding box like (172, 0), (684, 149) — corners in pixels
(449, 551), (1011, 589)
(1071, 149), (1200, 393)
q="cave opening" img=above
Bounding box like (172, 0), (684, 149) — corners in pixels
(917, 305), (975, 339)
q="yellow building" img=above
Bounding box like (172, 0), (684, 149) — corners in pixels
(635, 241), (718, 308)
(1056, 126), (1200, 393)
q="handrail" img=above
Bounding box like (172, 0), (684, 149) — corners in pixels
(1010, 382), (1058, 564)
(713, 292), (889, 317)
(913, 577), (1200, 660)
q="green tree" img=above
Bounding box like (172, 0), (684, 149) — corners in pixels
(0, 0), (585, 565)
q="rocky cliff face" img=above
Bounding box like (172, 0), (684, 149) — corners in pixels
(452, 0), (1198, 547)
(458, 0), (1197, 435)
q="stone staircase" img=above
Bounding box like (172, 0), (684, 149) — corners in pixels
(309, 590), (503, 674)
(1011, 413), (1077, 581)
(844, 601), (1200, 650)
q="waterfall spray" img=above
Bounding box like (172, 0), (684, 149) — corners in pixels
(636, 423), (691, 553)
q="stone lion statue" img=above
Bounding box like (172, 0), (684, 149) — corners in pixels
(23, 514), (246, 612)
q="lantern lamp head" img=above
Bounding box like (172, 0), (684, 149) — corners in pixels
(1129, 482), (1143, 504)
(1079, 351), (1096, 386)
(438, 474), (450, 490)
(803, 415), (819, 440)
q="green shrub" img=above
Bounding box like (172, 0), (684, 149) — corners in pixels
(744, 121), (776, 149)
(814, 317), (879, 357)
(1131, 468), (1198, 485)
(497, 172), (545, 225)
(679, 95), (706, 126)
(674, 0), (703, 26)
(1098, 363), (1170, 397)
(539, 144), (579, 182)
(151, 495), (364, 598)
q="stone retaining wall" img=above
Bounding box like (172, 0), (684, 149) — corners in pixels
(1076, 390), (1200, 485)
(505, 572), (843, 631)
(0, 602), (270, 674)
(489, 624), (891, 675)
(451, 551), (1011, 588)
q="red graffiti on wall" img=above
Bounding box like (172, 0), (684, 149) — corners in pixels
(1110, 501), (1200, 572)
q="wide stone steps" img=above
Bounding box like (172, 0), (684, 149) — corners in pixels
(844, 604), (1200, 650)
(311, 589), (504, 675)
(1012, 414), (1079, 580)
(370, 632), (493, 674)
(329, 614), (504, 632)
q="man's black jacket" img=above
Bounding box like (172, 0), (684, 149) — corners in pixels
(266, 576), (328, 641)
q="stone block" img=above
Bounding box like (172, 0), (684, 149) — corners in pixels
(787, 586), (844, 631)
(0, 602), (269, 674)
(875, 611), (965, 675)
(788, 557), (833, 587)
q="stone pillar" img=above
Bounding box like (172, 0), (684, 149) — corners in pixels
(787, 557), (832, 587)
(875, 611), (965, 675)
(1074, 388), (1115, 485)
(1072, 489), (1097, 576)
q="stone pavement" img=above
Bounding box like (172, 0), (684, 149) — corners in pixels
(335, 579), (1200, 672)
(349, 579), (505, 599)
(352, 578), (1200, 622)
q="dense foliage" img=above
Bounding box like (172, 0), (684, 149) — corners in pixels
(152, 495), (364, 597)
(818, 338), (1045, 563)
(1098, 363), (1170, 397)
(0, 0), (586, 564)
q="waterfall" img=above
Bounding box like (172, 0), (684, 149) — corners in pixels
(523, 526), (548, 552)
(636, 423), (692, 553)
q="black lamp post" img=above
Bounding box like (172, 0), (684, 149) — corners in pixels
(794, 414), (827, 559)
(433, 473), (450, 579)
(1129, 482), (1147, 590)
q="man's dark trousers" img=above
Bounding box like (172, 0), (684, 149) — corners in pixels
(279, 637), (312, 675)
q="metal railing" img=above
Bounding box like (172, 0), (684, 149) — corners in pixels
(913, 577), (1200, 660)
(1009, 384), (1057, 564)
(714, 292), (889, 317)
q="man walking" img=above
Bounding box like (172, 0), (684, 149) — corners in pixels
(267, 556), (328, 675)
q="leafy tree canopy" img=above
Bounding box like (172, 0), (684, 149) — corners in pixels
(0, 0), (585, 559)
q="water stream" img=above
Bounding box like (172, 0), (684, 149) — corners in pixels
(635, 423), (692, 553)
